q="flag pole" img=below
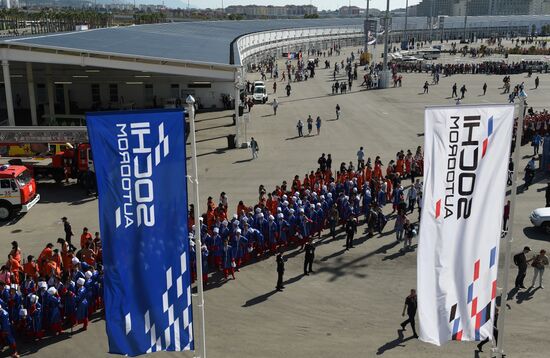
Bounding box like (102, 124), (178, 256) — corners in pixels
(186, 95), (207, 358)
(495, 92), (526, 358)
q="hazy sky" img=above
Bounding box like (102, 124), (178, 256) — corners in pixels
(145, 1), (421, 11)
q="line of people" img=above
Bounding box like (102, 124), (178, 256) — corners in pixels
(0, 221), (103, 358)
(187, 146), (425, 286)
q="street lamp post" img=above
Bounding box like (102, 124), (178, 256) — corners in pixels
(463, 0), (469, 42)
(364, 0), (370, 53)
(186, 95), (207, 358)
(403, 0), (409, 49)
(379, 0), (391, 88)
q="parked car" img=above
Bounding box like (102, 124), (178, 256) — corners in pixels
(530, 207), (550, 233)
(252, 86), (268, 103)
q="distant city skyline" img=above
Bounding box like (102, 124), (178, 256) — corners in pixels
(132, 0), (421, 11)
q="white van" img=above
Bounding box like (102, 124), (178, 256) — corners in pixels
(253, 86), (268, 103)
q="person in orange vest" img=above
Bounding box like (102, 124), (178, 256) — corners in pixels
(37, 244), (54, 277)
(236, 200), (248, 218)
(9, 242), (21, 265)
(80, 227), (93, 249)
(80, 244), (96, 267)
(7, 255), (21, 285)
(23, 256), (39, 282)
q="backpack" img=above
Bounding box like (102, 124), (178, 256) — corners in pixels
(513, 253), (521, 266)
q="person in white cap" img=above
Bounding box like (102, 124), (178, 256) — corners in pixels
(266, 215), (279, 255)
(28, 294), (44, 339)
(221, 239), (235, 280)
(36, 281), (48, 307)
(16, 308), (29, 338)
(71, 257), (85, 283)
(277, 213), (290, 250)
(7, 285), (22, 324)
(46, 287), (62, 335)
(75, 277), (89, 330)
(211, 227), (223, 271)
(230, 228), (248, 271)
(0, 302), (19, 357)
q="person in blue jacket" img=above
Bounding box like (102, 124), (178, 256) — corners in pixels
(277, 213), (290, 250)
(0, 303), (19, 357)
(46, 287), (62, 335)
(221, 239), (235, 280)
(27, 294), (43, 339)
(75, 278), (89, 330)
(230, 229), (248, 270)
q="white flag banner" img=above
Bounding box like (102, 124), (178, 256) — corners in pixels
(418, 105), (515, 346)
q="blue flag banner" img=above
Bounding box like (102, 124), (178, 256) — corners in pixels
(86, 109), (193, 356)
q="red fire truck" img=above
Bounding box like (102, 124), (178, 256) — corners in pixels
(6, 143), (94, 184)
(0, 164), (40, 220)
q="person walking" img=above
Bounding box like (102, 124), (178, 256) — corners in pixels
(296, 119), (304, 137)
(531, 249), (549, 289)
(345, 217), (357, 250)
(62, 217), (76, 251)
(315, 116), (322, 135)
(400, 289), (418, 338)
(546, 183), (550, 207)
(276, 252), (285, 291)
(513, 246), (532, 289)
(329, 204), (339, 239)
(503, 200), (510, 231)
(460, 84), (467, 99)
(423, 81), (429, 94)
(250, 137), (259, 159)
(307, 115), (313, 136)
(483, 82), (487, 95)
(303, 239), (315, 275)
(285, 83), (292, 96)
(272, 98), (279, 115)
(451, 83), (457, 97)
(335, 104), (341, 120)
(532, 133), (542, 156)
(357, 147), (365, 169)
(535, 76), (539, 89)
(477, 305), (499, 352)
(273, 82), (277, 94)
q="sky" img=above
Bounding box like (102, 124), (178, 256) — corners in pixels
(135, 1), (421, 11)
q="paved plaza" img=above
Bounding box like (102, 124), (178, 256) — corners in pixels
(1, 45), (550, 357)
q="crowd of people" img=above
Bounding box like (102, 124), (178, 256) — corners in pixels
(187, 146), (426, 285)
(0, 219), (103, 357)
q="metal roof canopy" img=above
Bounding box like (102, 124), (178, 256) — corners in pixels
(1, 19), (365, 67)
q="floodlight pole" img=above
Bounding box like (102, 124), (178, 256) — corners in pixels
(364, 0), (370, 53)
(186, 95), (207, 358)
(495, 93), (526, 358)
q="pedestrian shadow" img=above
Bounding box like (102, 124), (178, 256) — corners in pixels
(320, 247), (347, 262)
(283, 273), (306, 286)
(285, 135), (309, 140)
(242, 289), (278, 307)
(326, 118), (339, 121)
(233, 158), (254, 164)
(516, 286), (540, 304)
(506, 287), (519, 301)
(383, 245), (417, 261)
(376, 329), (414, 355)
(261, 114), (274, 117)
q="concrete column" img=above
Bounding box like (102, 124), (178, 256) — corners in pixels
(26, 62), (38, 126)
(63, 85), (70, 114)
(46, 65), (55, 124)
(2, 60), (15, 126)
(234, 69), (242, 148)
